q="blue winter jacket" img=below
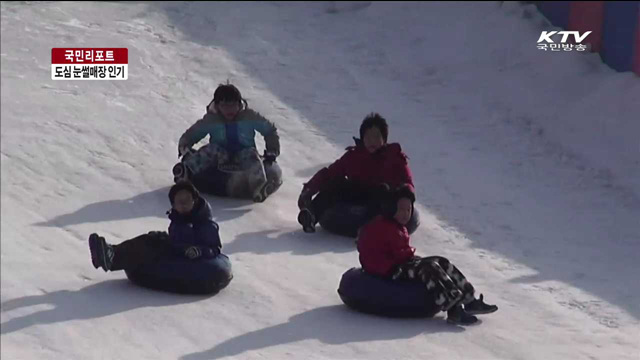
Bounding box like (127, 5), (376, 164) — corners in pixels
(167, 196), (222, 258)
(178, 108), (280, 156)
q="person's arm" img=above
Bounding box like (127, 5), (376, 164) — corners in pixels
(177, 117), (212, 156)
(400, 160), (415, 194)
(168, 220), (196, 256)
(387, 228), (415, 264)
(247, 109), (280, 157)
(195, 220), (222, 258)
(303, 151), (351, 194)
(390, 143), (415, 193)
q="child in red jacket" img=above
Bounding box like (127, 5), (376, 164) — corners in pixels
(297, 113), (419, 235)
(356, 185), (498, 325)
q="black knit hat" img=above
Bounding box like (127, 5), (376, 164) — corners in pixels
(213, 84), (242, 104)
(382, 184), (415, 219)
(359, 113), (389, 143)
(168, 180), (200, 205)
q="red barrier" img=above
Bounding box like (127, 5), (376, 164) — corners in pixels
(568, 1), (604, 52)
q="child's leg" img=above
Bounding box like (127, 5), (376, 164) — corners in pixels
(235, 148), (268, 201)
(308, 177), (359, 220)
(420, 256), (476, 305)
(182, 144), (229, 176)
(392, 257), (463, 311)
(264, 161), (283, 188)
(109, 232), (171, 272)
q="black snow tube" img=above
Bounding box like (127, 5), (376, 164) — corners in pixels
(320, 203), (420, 238)
(318, 202), (370, 238)
(190, 166), (232, 197)
(125, 254), (233, 295)
(337, 267), (441, 318)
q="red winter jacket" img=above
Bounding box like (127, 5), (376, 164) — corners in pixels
(304, 142), (414, 194)
(357, 215), (416, 277)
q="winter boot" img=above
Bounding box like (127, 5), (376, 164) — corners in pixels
(464, 294), (498, 315)
(446, 305), (478, 325)
(89, 233), (115, 272)
(297, 208), (316, 233)
(252, 181), (272, 203)
(172, 162), (189, 183)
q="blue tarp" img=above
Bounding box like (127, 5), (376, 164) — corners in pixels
(537, 1), (571, 29)
(601, 1), (640, 72)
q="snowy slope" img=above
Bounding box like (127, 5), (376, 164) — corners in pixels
(2, 1), (639, 360)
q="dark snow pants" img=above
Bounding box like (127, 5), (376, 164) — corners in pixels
(183, 144), (271, 198)
(110, 232), (172, 272)
(310, 177), (420, 235)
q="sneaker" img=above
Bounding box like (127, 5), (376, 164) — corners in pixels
(447, 305), (478, 325)
(297, 208), (316, 233)
(464, 294), (498, 315)
(89, 233), (115, 272)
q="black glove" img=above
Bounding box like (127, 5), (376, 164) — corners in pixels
(184, 246), (202, 259)
(375, 182), (391, 196)
(263, 151), (277, 164)
(369, 183), (391, 216)
(298, 188), (313, 210)
(370, 182), (391, 203)
(205, 247), (220, 258)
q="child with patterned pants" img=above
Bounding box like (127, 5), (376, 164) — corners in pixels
(357, 185), (498, 325)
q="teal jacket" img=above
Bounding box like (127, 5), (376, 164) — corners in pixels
(179, 108), (280, 156)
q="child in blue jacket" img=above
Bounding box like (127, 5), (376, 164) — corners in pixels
(172, 83), (281, 202)
(88, 181), (222, 272)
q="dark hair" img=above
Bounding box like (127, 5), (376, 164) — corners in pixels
(382, 184), (415, 219)
(359, 113), (389, 143)
(208, 83), (248, 111)
(168, 180), (200, 205)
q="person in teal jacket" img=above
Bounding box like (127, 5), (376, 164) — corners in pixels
(173, 83), (282, 202)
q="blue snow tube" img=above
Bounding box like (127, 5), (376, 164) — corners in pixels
(125, 254), (233, 295)
(337, 267), (441, 318)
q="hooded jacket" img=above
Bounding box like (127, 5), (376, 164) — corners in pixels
(167, 196), (222, 258)
(304, 140), (414, 195)
(357, 215), (416, 277)
(178, 108), (280, 156)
